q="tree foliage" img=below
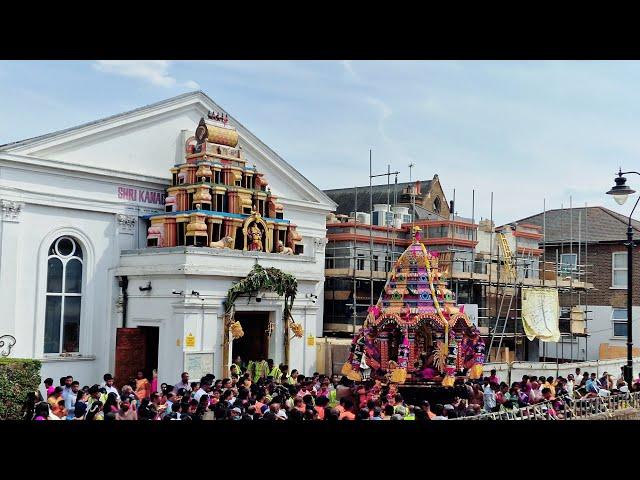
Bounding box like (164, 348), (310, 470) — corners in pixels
(0, 358), (41, 420)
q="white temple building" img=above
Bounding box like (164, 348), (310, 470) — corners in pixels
(0, 91), (335, 386)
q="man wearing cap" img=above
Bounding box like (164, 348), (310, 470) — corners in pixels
(230, 407), (242, 420)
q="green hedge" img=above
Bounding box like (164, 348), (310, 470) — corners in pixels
(0, 358), (41, 420)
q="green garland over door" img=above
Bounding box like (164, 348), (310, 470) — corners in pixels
(222, 264), (301, 375)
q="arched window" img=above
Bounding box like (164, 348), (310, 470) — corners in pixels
(44, 236), (83, 354)
(433, 196), (441, 214)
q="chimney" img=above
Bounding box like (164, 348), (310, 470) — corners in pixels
(415, 180), (421, 195)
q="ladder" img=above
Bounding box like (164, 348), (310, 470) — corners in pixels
(497, 232), (516, 282)
(487, 232), (518, 361)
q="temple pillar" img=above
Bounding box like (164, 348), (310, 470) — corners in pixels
(379, 331), (389, 370)
(227, 191), (238, 214)
(408, 330), (417, 372)
(223, 219), (234, 238)
(165, 218), (177, 247)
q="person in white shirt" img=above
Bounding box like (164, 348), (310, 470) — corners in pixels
(483, 379), (497, 411)
(101, 374), (121, 401)
(64, 381), (80, 420)
(173, 372), (190, 393)
(193, 379), (211, 402)
(565, 375), (575, 397)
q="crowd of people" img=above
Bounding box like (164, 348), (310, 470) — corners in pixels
(22, 359), (640, 421)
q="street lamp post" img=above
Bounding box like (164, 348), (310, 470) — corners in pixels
(606, 169), (640, 385)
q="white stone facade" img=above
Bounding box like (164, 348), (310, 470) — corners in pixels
(0, 91), (336, 386)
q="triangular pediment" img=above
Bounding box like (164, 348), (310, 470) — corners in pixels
(1, 92), (336, 209)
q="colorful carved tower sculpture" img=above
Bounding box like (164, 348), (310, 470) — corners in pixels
(343, 226), (485, 385)
(145, 113), (302, 253)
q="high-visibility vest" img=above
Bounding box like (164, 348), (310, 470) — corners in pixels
(394, 404), (412, 419)
(230, 363), (241, 375)
(269, 367), (282, 382)
(328, 389), (338, 408)
(253, 361), (268, 382)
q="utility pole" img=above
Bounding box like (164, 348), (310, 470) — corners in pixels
(369, 152), (400, 308)
(409, 162), (416, 224)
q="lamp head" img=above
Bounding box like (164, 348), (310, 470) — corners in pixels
(607, 170), (636, 205)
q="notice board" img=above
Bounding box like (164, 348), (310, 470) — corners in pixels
(183, 351), (214, 379)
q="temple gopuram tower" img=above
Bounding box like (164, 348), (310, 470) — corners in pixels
(145, 112), (301, 254)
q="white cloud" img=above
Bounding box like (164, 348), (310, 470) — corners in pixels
(341, 60), (363, 83)
(92, 61), (198, 89)
(183, 79), (200, 89)
(365, 96), (393, 144)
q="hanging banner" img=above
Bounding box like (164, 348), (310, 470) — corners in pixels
(521, 287), (560, 342)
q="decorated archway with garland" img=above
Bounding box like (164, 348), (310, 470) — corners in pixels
(222, 264), (303, 376)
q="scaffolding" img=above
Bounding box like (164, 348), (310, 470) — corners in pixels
(324, 160), (594, 363)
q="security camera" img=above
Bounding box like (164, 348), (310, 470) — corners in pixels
(255, 294), (262, 303)
(191, 290), (200, 297)
(172, 290), (184, 295)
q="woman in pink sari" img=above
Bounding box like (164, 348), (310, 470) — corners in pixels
(151, 369), (158, 395)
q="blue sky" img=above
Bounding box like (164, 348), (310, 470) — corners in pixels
(0, 60), (637, 225)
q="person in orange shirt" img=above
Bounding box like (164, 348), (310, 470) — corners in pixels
(294, 397), (307, 414)
(542, 376), (556, 397)
(254, 391), (267, 416)
(339, 398), (355, 420)
(135, 370), (151, 401)
(314, 396), (328, 420)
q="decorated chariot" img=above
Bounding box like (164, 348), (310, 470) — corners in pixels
(343, 226), (485, 387)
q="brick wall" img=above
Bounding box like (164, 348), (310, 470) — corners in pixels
(544, 243), (640, 307)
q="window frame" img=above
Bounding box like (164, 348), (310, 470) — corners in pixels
(612, 252), (628, 289)
(43, 236), (84, 356)
(559, 253), (577, 275)
(433, 196), (441, 214)
(612, 308), (628, 338)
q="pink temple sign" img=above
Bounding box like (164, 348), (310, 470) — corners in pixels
(118, 186), (166, 206)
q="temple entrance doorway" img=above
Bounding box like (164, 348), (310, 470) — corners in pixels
(232, 312), (270, 364)
(114, 326), (159, 389)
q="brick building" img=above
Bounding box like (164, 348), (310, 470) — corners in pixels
(322, 175), (458, 335)
(514, 206), (640, 360)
